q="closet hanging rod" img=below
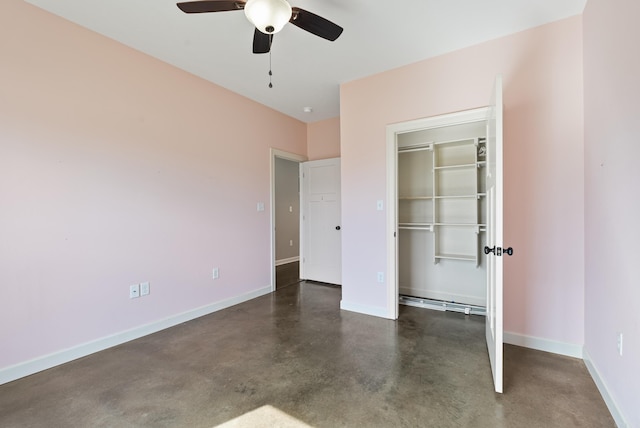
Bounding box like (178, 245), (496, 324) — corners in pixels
(398, 144), (433, 153)
(433, 137), (479, 147)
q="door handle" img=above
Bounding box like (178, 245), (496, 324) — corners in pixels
(484, 246), (513, 256)
(335, 226), (341, 230)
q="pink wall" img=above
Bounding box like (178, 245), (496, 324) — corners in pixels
(307, 117), (341, 160)
(584, 0), (640, 425)
(340, 17), (585, 345)
(0, 0), (306, 370)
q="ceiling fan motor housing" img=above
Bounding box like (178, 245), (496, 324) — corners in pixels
(244, 0), (292, 34)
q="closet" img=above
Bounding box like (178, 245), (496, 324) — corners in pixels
(397, 120), (487, 313)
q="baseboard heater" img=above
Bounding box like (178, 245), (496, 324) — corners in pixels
(399, 295), (486, 316)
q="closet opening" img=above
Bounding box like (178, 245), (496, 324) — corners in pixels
(386, 108), (490, 318)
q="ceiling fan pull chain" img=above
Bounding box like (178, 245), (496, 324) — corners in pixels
(268, 43), (273, 88)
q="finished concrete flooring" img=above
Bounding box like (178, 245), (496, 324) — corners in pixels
(0, 282), (614, 427)
(275, 261), (300, 290)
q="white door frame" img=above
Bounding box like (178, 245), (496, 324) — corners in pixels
(385, 108), (489, 319)
(270, 148), (307, 292)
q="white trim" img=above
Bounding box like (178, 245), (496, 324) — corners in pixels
(385, 126), (398, 320)
(340, 300), (393, 319)
(270, 149), (307, 292)
(388, 107), (489, 134)
(583, 349), (628, 428)
(275, 256), (300, 266)
(0, 285), (272, 386)
(499, 333), (628, 425)
(503, 331), (583, 359)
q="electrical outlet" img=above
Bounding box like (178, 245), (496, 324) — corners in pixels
(213, 267), (220, 280)
(140, 282), (150, 296)
(617, 333), (624, 356)
(377, 200), (384, 211)
(289, 240), (294, 246)
(257, 202), (265, 212)
(377, 272), (384, 283)
(129, 284), (140, 299)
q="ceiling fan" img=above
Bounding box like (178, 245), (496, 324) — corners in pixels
(177, 0), (344, 54)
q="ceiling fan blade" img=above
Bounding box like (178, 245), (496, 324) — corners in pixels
(177, 1), (244, 13)
(289, 7), (343, 41)
(253, 28), (273, 54)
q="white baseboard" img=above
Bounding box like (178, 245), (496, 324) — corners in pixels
(0, 285), (272, 386)
(340, 300), (393, 319)
(583, 349), (628, 428)
(275, 257), (299, 267)
(503, 332), (583, 359)
(504, 334), (626, 425)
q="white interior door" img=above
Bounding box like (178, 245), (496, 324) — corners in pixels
(485, 75), (504, 393)
(300, 158), (342, 285)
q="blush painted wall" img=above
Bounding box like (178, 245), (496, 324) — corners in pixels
(584, 0), (640, 425)
(340, 17), (585, 346)
(0, 0), (306, 372)
(307, 117), (341, 160)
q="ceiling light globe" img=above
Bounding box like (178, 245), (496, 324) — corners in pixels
(244, 0), (292, 34)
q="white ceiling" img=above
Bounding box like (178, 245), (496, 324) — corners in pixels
(25, 0), (586, 122)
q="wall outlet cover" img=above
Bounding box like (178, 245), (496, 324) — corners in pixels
(617, 333), (623, 356)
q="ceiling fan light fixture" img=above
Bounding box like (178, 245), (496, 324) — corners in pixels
(244, 0), (292, 34)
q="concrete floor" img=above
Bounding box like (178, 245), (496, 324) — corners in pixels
(0, 282), (614, 427)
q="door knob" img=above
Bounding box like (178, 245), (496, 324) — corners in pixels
(335, 226), (341, 230)
(484, 246), (513, 256)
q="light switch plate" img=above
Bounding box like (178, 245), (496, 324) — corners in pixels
(129, 284), (140, 299)
(140, 282), (150, 296)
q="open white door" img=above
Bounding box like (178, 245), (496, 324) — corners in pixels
(485, 75), (505, 393)
(300, 158), (342, 285)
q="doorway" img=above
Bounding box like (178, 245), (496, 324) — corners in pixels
(386, 107), (490, 317)
(270, 149), (307, 291)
